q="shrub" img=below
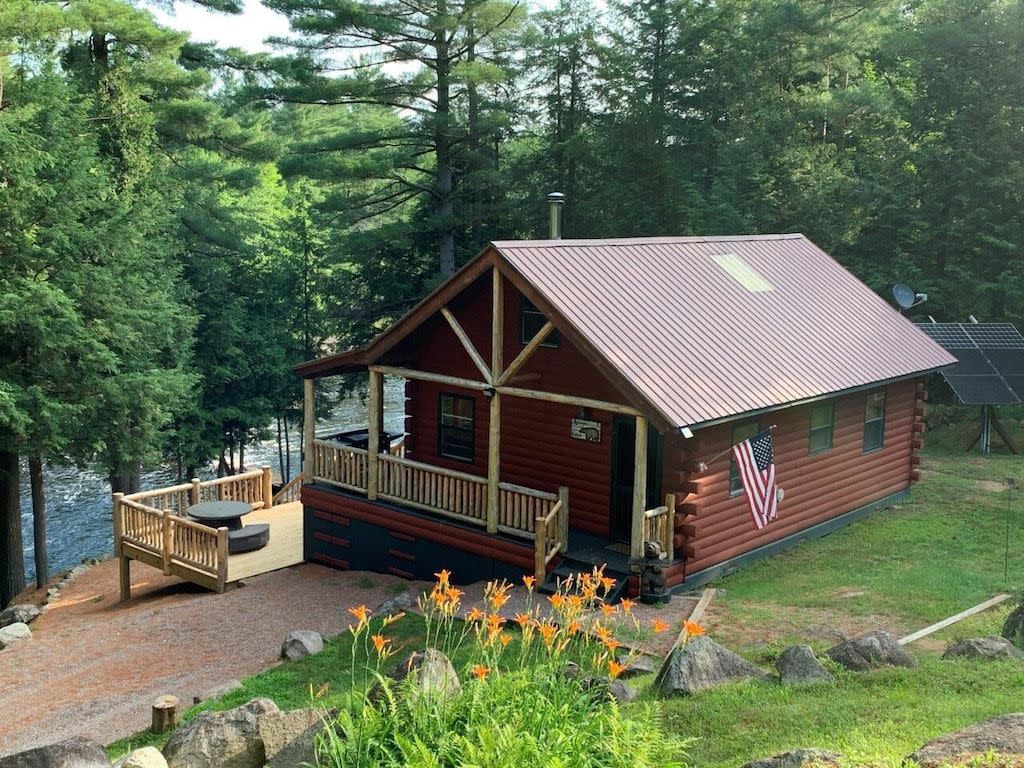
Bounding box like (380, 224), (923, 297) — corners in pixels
(314, 568), (692, 768)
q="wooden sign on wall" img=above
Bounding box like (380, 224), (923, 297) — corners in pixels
(570, 418), (601, 443)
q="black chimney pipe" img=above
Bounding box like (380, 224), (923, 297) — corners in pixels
(547, 192), (564, 239)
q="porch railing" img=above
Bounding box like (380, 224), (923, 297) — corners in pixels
(642, 493), (677, 561)
(312, 439), (568, 548)
(534, 487), (570, 581)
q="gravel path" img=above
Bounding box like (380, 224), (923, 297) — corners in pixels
(0, 560), (419, 757)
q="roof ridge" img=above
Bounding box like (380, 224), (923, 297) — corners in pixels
(491, 233), (806, 248)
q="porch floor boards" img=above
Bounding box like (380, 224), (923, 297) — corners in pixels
(227, 500), (304, 582)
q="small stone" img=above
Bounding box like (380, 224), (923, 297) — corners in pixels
(615, 653), (657, 678)
(654, 635), (771, 697)
(281, 630), (324, 660)
(775, 645), (834, 684)
(372, 591), (415, 618)
(259, 707), (328, 767)
(580, 675), (637, 703)
(826, 630), (916, 671)
(909, 713), (1024, 766)
(372, 648), (460, 703)
(1003, 604), (1024, 649)
(0, 622), (32, 649)
(608, 679), (637, 703)
(0, 736), (110, 768)
(115, 746), (169, 768)
(198, 679), (245, 702)
(0, 603), (41, 628)
(943, 636), (1024, 661)
(562, 662), (581, 680)
(741, 748), (842, 768)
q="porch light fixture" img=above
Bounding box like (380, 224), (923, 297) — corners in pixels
(680, 426), (694, 439)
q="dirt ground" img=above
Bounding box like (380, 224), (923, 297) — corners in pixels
(0, 560), (419, 757)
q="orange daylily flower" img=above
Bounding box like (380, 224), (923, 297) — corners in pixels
(514, 612), (532, 628)
(348, 605), (370, 627)
(600, 602), (617, 617)
(435, 569), (451, 587)
(684, 620), (706, 637)
(489, 592), (510, 611)
(651, 618), (670, 634)
(383, 611), (405, 626)
(548, 594), (565, 610)
(607, 659), (627, 678)
(538, 622), (558, 646)
(600, 576), (616, 593)
(371, 634), (389, 654)
(471, 664), (490, 679)
(619, 598), (636, 614)
(602, 636), (621, 653)
(568, 595), (584, 611)
(485, 613), (505, 633)
(522, 575), (536, 590)
(467, 607), (485, 623)
(499, 633), (512, 647)
(566, 620), (582, 635)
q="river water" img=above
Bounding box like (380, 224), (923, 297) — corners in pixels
(18, 380), (407, 582)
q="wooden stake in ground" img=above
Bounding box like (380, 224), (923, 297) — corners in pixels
(898, 594), (1012, 646)
(653, 588), (716, 680)
(151, 695), (179, 733)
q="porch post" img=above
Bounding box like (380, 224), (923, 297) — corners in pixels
(367, 369), (383, 500)
(302, 378), (315, 482)
(631, 415), (648, 559)
(487, 266), (503, 533)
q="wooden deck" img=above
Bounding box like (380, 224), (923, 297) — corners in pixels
(227, 500), (303, 582)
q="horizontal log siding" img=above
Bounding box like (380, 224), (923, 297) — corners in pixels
(398, 273), (626, 537)
(668, 379), (918, 581)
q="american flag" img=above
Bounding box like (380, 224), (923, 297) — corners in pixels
(732, 429), (779, 530)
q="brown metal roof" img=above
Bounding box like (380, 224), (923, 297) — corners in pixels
(492, 234), (956, 429)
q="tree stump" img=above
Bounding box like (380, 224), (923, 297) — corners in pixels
(151, 695), (179, 733)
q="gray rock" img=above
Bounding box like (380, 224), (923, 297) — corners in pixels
(114, 747), (168, 768)
(775, 645), (834, 684)
(741, 748), (842, 768)
(909, 713), (1024, 766)
(0, 621), (32, 648)
(0, 603), (41, 628)
(198, 679), (244, 703)
(163, 697), (279, 768)
(1003, 604), (1024, 649)
(580, 676), (637, 703)
(826, 630), (916, 671)
(562, 661), (581, 680)
(943, 635), (1024, 661)
(259, 708), (327, 768)
(615, 653), (657, 678)
(280, 630), (323, 661)
(374, 648), (460, 703)
(372, 591), (415, 618)
(0, 737), (110, 768)
(654, 635), (771, 696)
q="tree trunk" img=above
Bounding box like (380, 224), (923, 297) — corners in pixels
(435, 18), (456, 277)
(0, 450), (25, 608)
(29, 456), (47, 590)
(284, 416), (291, 481)
(277, 415), (285, 481)
(108, 468), (141, 495)
(238, 438), (245, 473)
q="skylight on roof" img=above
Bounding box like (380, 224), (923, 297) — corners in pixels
(712, 253), (774, 293)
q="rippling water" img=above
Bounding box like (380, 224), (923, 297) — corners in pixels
(18, 380), (407, 582)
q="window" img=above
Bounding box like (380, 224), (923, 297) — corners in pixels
(520, 297), (560, 347)
(808, 402), (835, 455)
(729, 421), (760, 495)
(439, 393), (475, 462)
(863, 389), (886, 453)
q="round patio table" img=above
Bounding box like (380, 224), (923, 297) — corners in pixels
(186, 500), (253, 531)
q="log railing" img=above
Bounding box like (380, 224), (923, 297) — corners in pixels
(312, 439), (368, 491)
(498, 482), (560, 538)
(378, 453), (489, 525)
(534, 488), (570, 581)
(272, 474), (304, 505)
(642, 494), (676, 560)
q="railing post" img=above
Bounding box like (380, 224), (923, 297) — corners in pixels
(367, 369), (382, 500)
(162, 509), (172, 576)
(487, 392), (500, 533)
(631, 415), (648, 560)
(190, 478), (201, 506)
(534, 515), (546, 582)
(665, 493), (676, 560)
(112, 492), (124, 557)
(558, 486), (569, 552)
(114, 492), (131, 602)
(261, 465), (273, 510)
(216, 527), (229, 593)
(303, 378), (316, 482)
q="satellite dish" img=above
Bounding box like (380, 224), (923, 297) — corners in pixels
(893, 283), (917, 310)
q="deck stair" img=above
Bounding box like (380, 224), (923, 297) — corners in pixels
(539, 558), (630, 604)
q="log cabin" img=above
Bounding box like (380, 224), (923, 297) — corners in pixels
(294, 220), (955, 596)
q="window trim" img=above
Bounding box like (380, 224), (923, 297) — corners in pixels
(729, 420), (760, 496)
(519, 297), (560, 348)
(863, 389), (886, 454)
(808, 401), (835, 455)
(438, 392), (475, 463)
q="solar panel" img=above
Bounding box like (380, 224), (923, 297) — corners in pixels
(915, 322), (1024, 405)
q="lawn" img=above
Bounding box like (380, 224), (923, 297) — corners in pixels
(110, 440), (1024, 767)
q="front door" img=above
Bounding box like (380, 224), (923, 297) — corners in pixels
(609, 416), (662, 542)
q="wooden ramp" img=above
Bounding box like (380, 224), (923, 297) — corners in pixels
(228, 501), (304, 582)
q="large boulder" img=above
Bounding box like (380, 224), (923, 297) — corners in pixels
(114, 747), (168, 768)
(372, 591), (415, 618)
(373, 648), (460, 703)
(280, 630), (323, 661)
(0, 737), (110, 768)
(162, 698), (278, 768)
(0, 621), (32, 648)
(259, 708), (328, 768)
(0, 603), (41, 628)
(826, 630), (916, 671)
(775, 645), (834, 684)
(943, 636), (1024, 661)
(908, 713), (1024, 766)
(741, 748), (842, 768)
(1002, 604), (1024, 649)
(654, 635), (770, 696)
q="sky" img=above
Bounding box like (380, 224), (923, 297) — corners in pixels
(147, 0), (291, 52)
